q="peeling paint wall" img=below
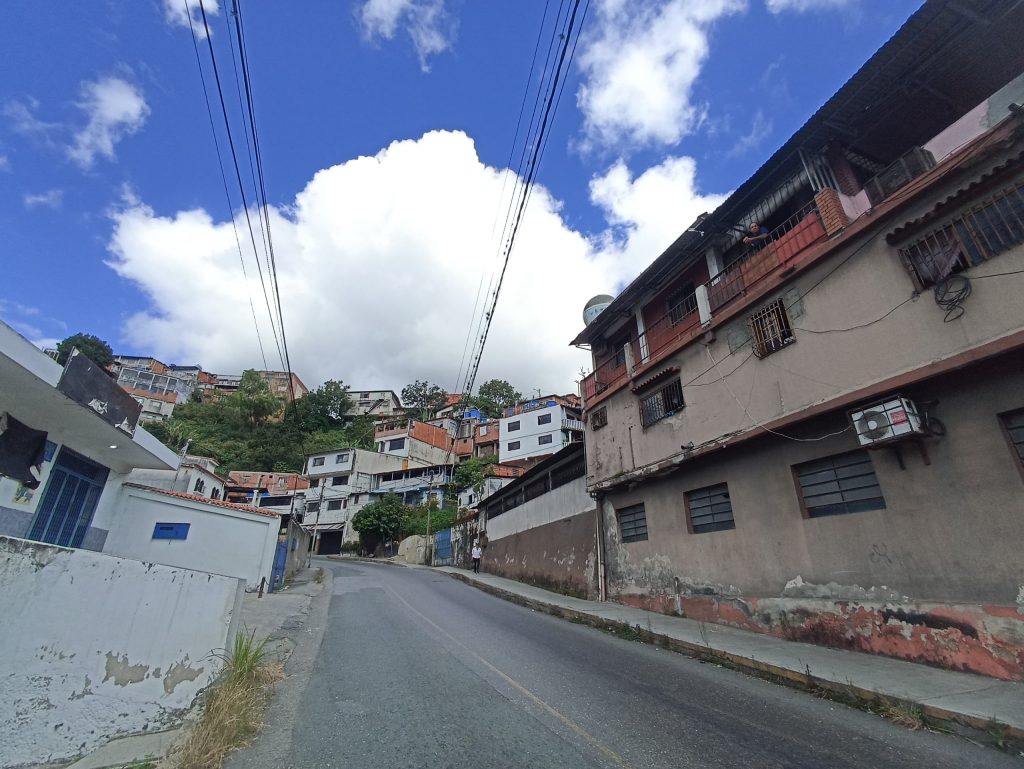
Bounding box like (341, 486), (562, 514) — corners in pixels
(599, 362), (1024, 680)
(484, 509), (598, 598)
(0, 536), (244, 767)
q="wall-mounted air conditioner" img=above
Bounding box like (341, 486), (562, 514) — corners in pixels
(863, 147), (935, 206)
(849, 397), (925, 446)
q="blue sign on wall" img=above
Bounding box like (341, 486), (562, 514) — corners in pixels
(153, 522), (190, 540)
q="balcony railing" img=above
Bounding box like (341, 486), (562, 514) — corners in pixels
(562, 418), (586, 432)
(581, 201), (827, 407)
(705, 200), (826, 313)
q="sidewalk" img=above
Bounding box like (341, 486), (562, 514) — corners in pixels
(437, 566), (1024, 738)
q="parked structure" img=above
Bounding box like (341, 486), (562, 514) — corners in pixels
(571, 4), (1024, 681)
(498, 394), (584, 465)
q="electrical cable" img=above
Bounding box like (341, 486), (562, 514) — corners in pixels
(933, 273), (972, 321)
(183, 0), (269, 371)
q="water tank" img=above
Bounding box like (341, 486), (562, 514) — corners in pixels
(582, 294), (614, 326)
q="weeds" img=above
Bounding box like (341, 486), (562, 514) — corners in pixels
(173, 631), (283, 769)
(314, 568), (324, 584)
(881, 701), (926, 730)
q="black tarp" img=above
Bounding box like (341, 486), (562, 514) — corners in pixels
(0, 413), (48, 488)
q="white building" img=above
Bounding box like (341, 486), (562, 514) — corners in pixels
(348, 389), (403, 417)
(128, 455), (227, 500)
(498, 396), (585, 464)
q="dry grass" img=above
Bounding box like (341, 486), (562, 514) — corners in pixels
(880, 701), (927, 730)
(173, 631), (283, 769)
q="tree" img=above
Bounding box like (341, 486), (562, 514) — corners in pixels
(451, 456), (498, 495)
(231, 370), (282, 428)
(473, 379), (522, 419)
(286, 380), (352, 432)
(352, 493), (406, 551)
(56, 333), (113, 367)
(401, 380), (448, 421)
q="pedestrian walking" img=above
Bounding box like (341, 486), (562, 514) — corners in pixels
(471, 542), (482, 574)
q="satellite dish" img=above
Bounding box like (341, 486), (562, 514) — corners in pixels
(583, 294), (615, 326)
(856, 410), (891, 440)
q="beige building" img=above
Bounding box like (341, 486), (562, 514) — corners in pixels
(572, 4), (1024, 681)
(347, 389), (403, 417)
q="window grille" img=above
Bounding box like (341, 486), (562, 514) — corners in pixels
(794, 450), (885, 517)
(616, 503), (648, 542)
(898, 179), (1024, 287)
(750, 299), (795, 358)
(524, 475), (550, 502)
(550, 456), (586, 489)
(590, 407), (608, 429)
(639, 379), (684, 428)
(685, 483), (735, 533)
(667, 286), (697, 325)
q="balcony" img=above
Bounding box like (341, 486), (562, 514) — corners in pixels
(562, 418), (586, 432)
(580, 202), (827, 408)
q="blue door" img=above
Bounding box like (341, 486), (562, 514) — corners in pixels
(269, 541), (288, 592)
(434, 528), (453, 566)
(28, 448), (109, 548)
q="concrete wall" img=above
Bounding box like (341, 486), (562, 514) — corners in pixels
(484, 509), (598, 598)
(486, 475), (594, 541)
(102, 487), (279, 588)
(0, 536), (243, 767)
(599, 358), (1024, 679)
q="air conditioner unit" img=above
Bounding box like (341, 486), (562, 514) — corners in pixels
(849, 397), (925, 446)
(863, 147), (935, 206)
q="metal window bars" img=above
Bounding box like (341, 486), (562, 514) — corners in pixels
(750, 300), (795, 358)
(639, 379), (685, 428)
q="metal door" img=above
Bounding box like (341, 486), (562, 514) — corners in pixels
(269, 541), (288, 592)
(28, 448), (109, 548)
(433, 528), (453, 566)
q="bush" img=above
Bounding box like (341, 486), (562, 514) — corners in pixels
(340, 541), (360, 554)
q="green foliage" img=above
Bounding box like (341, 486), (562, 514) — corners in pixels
(472, 379), (522, 419)
(400, 499), (456, 537)
(352, 493), (406, 548)
(56, 333), (114, 367)
(234, 370), (283, 428)
(401, 380), (448, 421)
(451, 455), (498, 494)
(285, 380), (352, 432)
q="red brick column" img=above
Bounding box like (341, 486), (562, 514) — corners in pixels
(815, 187), (849, 236)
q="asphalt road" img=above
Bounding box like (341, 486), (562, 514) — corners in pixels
(229, 560), (1019, 769)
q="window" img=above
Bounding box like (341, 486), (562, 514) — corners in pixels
(153, 522), (189, 540)
(332, 475), (349, 486)
(612, 334), (631, 369)
(538, 434), (553, 445)
(639, 379), (684, 428)
(685, 483), (735, 533)
(794, 450), (885, 517)
(328, 500), (342, 511)
(590, 407), (608, 430)
(537, 413), (552, 425)
(898, 180), (1024, 288)
(388, 438), (406, 451)
(312, 457), (325, 467)
(193, 478), (205, 494)
(310, 478), (320, 487)
(335, 453), (349, 464)
(352, 494), (360, 504)
(999, 408), (1024, 473)
(616, 503), (648, 542)
(508, 420), (521, 432)
(667, 284), (696, 325)
(750, 299), (794, 358)
(306, 502), (320, 513)
(507, 441), (521, 451)
(211, 488), (221, 500)
(480, 425), (488, 436)
(360, 392), (370, 398)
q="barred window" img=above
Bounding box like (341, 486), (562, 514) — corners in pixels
(750, 299), (795, 358)
(794, 450), (885, 517)
(590, 407), (608, 429)
(639, 379), (684, 428)
(617, 503), (648, 542)
(685, 483), (735, 533)
(898, 180), (1024, 288)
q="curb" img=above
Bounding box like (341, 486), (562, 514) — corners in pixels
(442, 570), (1024, 746)
(326, 555), (407, 567)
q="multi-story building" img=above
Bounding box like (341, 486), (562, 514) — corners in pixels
(225, 470), (309, 509)
(498, 395), (584, 465)
(211, 370), (309, 401)
(374, 419), (452, 465)
(572, 2), (1024, 680)
(117, 365), (197, 422)
(347, 389), (403, 417)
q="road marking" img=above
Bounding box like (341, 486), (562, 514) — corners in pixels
(384, 583), (636, 769)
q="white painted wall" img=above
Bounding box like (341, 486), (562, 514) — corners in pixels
(0, 536), (244, 767)
(499, 404), (568, 463)
(485, 476), (594, 541)
(102, 487), (279, 588)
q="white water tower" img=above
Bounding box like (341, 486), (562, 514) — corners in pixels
(583, 294), (614, 326)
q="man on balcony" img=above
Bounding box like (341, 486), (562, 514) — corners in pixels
(743, 221), (772, 250)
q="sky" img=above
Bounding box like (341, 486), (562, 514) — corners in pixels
(1, 0), (924, 397)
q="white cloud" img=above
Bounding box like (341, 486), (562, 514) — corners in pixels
(576, 0), (746, 150)
(67, 77), (150, 169)
(0, 155), (9, 172)
(105, 131), (723, 394)
(358, 0), (455, 72)
(766, 0), (852, 11)
(727, 109), (772, 157)
(23, 189), (64, 209)
(162, 0), (219, 36)
(3, 98), (60, 142)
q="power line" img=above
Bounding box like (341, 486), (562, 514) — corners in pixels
(183, 0), (269, 370)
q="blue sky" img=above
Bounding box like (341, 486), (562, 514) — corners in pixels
(1, 0), (923, 394)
